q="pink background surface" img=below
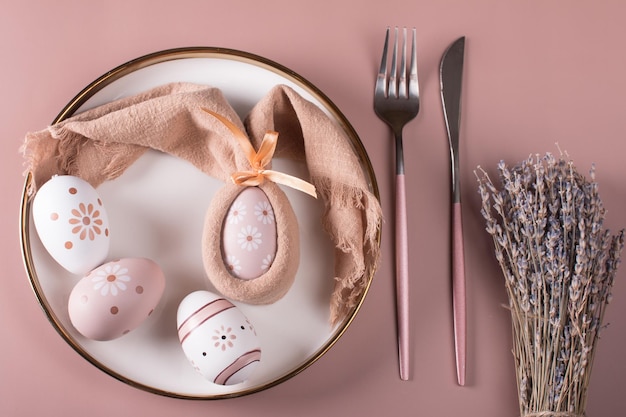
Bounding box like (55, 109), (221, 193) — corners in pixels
(2, 1), (625, 416)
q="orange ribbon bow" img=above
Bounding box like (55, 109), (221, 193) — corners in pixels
(201, 108), (317, 198)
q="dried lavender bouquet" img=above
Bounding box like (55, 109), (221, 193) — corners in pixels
(476, 153), (624, 417)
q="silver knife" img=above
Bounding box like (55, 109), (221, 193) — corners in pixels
(440, 36), (467, 386)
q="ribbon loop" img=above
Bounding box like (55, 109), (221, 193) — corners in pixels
(201, 108), (317, 198)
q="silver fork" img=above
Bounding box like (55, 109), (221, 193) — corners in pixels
(374, 26), (419, 381)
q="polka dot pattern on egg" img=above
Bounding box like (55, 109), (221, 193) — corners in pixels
(32, 175), (111, 275)
(68, 258), (165, 341)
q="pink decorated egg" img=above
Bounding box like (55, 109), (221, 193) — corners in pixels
(32, 175), (110, 275)
(221, 187), (277, 279)
(177, 290), (261, 385)
(68, 258), (165, 341)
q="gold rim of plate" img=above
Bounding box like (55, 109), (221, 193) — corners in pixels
(19, 46), (380, 399)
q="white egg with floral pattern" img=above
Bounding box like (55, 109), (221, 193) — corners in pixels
(68, 258), (165, 341)
(32, 175), (110, 275)
(177, 290), (261, 385)
(221, 187), (277, 280)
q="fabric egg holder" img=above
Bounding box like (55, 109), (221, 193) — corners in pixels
(23, 82), (383, 387)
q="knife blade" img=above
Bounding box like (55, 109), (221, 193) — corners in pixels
(440, 36), (467, 386)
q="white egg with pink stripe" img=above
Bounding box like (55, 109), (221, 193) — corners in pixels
(176, 290), (261, 385)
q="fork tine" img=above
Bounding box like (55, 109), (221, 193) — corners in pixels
(389, 27), (398, 98)
(409, 28), (419, 99)
(376, 27), (390, 97)
(398, 28), (408, 99)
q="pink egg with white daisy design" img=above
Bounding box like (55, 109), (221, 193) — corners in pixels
(68, 258), (165, 341)
(221, 187), (277, 280)
(177, 290), (261, 385)
(32, 175), (110, 275)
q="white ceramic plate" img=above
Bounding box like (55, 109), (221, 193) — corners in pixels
(20, 48), (379, 399)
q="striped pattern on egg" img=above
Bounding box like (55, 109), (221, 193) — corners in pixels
(32, 175), (110, 275)
(177, 290), (261, 385)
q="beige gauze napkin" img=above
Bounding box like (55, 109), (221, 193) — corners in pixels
(22, 82), (382, 325)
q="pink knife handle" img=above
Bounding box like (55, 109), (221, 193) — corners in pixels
(452, 202), (466, 386)
(396, 174), (410, 381)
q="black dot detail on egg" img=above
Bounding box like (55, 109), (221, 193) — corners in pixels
(202, 352), (207, 356)
(241, 325), (245, 330)
(221, 335), (227, 340)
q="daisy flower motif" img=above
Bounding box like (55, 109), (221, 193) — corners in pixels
(261, 254), (274, 271)
(245, 318), (257, 336)
(254, 200), (274, 225)
(92, 263), (131, 296)
(225, 255), (242, 276)
(69, 202), (104, 240)
(227, 201), (246, 224)
(212, 325), (236, 351)
(237, 225), (262, 251)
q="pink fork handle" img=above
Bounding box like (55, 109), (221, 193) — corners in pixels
(396, 174), (410, 381)
(452, 202), (466, 386)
